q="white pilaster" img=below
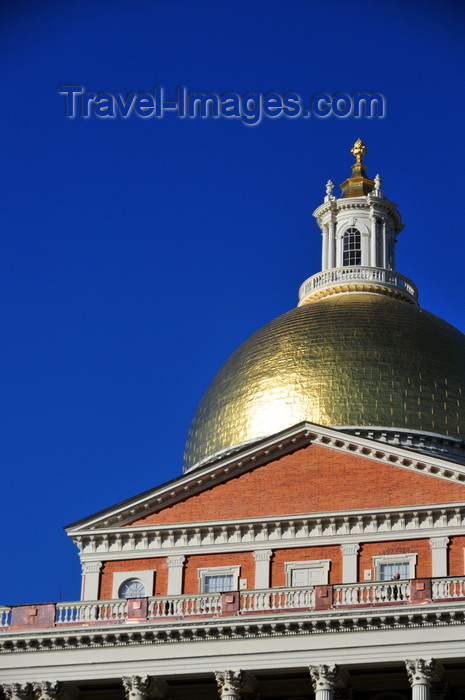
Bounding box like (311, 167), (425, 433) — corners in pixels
(167, 555), (186, 595)
(405, 659), (434, 700)
(81, 561), (102, 601)
(253, 550), (273, 589)
(361, 231), (370, 266)
(340, 543), (360, 583)
(310, 664), (338, 700)
(215, 671), (243, 700)
(429, 537), (449, 577)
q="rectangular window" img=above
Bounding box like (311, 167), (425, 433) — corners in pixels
(198, 566), (240, 593)
(379, 562), (410, 581)
(373, 553), (417, 581)
(285, 560), (331, 587)
(203, 574), (234, 593)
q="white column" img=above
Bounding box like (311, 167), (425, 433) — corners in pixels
(322, 227), (329, 270)
(33, 682), (61, 700)
(429, 537), (449, 577)
(81, 561), (102, 601)
(370, 216), (378, 267)
(215, 671), (243, 700)
(382, 220), (387, 268)
(341, 544), (360, 583)
(167, 555), (186, 595)
(329, 218), (336, 268)
(253, 550), (273, 589)
(2, 684), (30, 700)
(405, 659), (434, 700)
(310, 664), (338, 700)
(123, 676), (153, 700)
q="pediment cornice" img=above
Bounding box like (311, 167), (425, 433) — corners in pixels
(66, 422), (465, 536)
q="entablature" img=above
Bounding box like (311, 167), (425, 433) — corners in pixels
(71, 501), (465, 561)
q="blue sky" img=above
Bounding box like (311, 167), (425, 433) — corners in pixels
(2, 0), (465, 605)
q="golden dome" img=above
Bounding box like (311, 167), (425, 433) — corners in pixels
(183, 293), (465, 471)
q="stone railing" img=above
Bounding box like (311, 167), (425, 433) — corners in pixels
(240, 586), (315, 612)
(298, 266), (418, 305)
(0, 607), (11, 627)
(334, 580), (410, 606)
(432, 576), (465, 600)
(55, 599), (127, 624)
(4, 577), (465, 631)
(148, 592), (222, 618)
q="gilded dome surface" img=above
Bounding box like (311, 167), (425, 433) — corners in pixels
(183, 293), (465, 471)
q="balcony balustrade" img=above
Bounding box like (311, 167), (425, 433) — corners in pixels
(298, 266), (418, 305)
(55, 599), (127, 624)
(333, 580), (410, 605)
(3, 576), (465, 632)
(148, 592), (222, 618)
(240, 586), (315, 612)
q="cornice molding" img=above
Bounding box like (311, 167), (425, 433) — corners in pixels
(72, 502), (465, 561)
(313, 196), (402, 229)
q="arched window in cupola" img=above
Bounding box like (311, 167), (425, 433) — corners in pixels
(342, 227), (361, 266)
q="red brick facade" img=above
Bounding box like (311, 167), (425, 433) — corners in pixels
(358, 540), (431, 580)
(448, 535), (465, 576)
(94, 445), (465, 599)
(130, 445), (465, 526)
(99, 558), (167, 599)
(97, 535), (461, 598)
(270, 546), (342, 586)
(183, 552), (255, 594)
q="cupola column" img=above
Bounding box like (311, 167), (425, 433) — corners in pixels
(370, 214), (378, 267)
(380, 219), (386, 268)
(328, 215), (336, 269)
(322, 225), (329, 271)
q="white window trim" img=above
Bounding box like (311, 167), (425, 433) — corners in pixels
(284, 560), (331, 587)
(372, 553), (417, 581)
(197, 565), (240, 593)
(112, 570), (155, 599)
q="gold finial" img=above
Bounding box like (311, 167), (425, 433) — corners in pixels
(351, 138), (367, 164)
(339, 139), (374, 198)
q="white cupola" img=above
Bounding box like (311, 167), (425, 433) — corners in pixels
(298, 139), (418, 306)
